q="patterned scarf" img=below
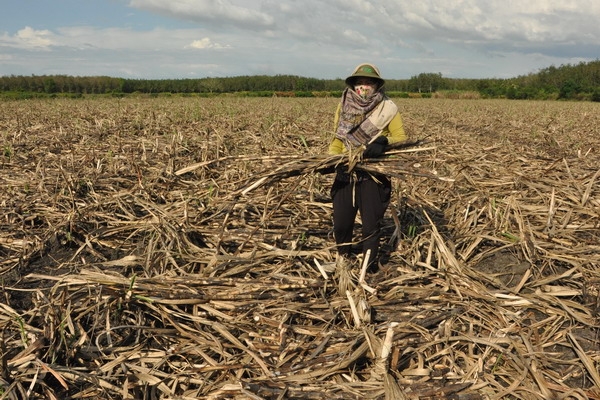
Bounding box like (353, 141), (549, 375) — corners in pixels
(335, 88), (398, 148)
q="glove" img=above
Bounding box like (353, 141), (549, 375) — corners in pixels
(362, 136), (388, 158)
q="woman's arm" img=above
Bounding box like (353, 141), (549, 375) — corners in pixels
(385, 113), (407, 144)
(328, 103), (344, 155)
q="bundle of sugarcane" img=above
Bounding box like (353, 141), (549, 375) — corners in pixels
(212, 138), (453, 196)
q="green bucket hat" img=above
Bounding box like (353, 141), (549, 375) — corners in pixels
(345, 63), (385, 87)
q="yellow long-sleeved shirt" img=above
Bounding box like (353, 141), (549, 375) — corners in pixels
(328, 102), (407, 155)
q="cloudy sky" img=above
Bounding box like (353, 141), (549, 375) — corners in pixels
(1, 0), (599, 80)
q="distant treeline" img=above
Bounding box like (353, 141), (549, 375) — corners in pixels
(2, 60), (600, 101)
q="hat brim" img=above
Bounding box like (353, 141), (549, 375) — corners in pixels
(345, 76), (385, 88)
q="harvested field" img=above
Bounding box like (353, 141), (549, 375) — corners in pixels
(1, 96), (599, 399)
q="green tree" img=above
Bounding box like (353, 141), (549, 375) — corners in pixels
(43, 77), (57, 93)
(559, 79), (581, 99)
(408, 73), (444, 93)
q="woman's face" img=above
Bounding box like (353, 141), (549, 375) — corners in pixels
(354, 77), (378, 99)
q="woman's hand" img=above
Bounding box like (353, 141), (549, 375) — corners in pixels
(363, 136), (388, 158)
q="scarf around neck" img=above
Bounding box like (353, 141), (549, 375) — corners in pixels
(335, 88), (398, 148)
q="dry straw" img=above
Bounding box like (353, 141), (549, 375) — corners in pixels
(0, 97), (599, 399)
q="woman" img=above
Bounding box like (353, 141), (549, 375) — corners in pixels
(328, 63), (407, 270)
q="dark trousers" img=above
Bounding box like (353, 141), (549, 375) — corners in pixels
(331, 171), (391, 266)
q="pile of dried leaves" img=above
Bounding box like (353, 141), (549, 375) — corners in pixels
(1, 97), (599, 399)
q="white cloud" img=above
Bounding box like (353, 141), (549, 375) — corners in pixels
(123, 0), (600, 59)
(50, 26), (225, 51)
(186, 37), (229, 49)
(341, 30), (368, 46)
(0, 26), (55, 50)
(17, 27), (54, 48)
(129, 0), (274, 29)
